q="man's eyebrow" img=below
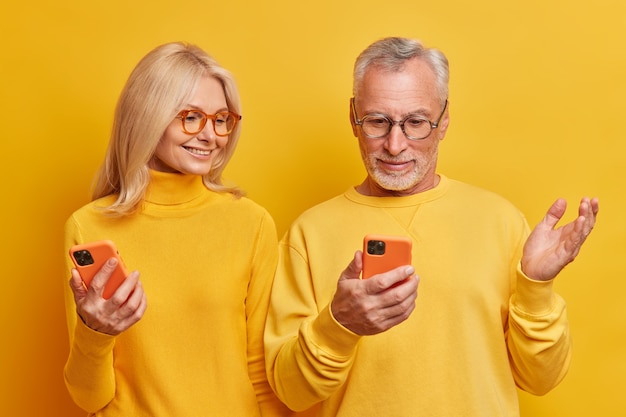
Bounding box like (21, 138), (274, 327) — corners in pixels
(363, 109), (431, 119)
(403, 107), (432, 117)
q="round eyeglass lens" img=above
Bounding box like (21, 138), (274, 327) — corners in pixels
(402, 117), (432, 139)
(361, 115), (433, 139)
(361, 116), (391, 138)
(214, 112), (237, 135)
(182, 111), (205, 134)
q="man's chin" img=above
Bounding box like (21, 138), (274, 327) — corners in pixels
(373, 170), (421, 189)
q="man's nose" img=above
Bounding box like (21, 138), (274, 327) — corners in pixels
(384, 123), (408, 155)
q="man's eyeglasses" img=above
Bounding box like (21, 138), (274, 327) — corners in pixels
(351, 98), (448, 140)
(176, 109), (242, 136)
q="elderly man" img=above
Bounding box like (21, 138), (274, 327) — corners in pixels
(265, 37), (598, 417)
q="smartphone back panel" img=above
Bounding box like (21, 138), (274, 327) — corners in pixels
(362, 234), (412, 279)
(69, 240), (128, 299)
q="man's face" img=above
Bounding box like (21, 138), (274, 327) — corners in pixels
(351, 58), (449, 197)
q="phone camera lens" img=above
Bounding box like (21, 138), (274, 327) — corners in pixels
(74, 250), (95, 266)
(367, 240), (386, 255)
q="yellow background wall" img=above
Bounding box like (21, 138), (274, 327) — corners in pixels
(1, 1), (623, 415)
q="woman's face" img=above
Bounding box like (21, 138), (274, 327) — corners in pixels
(149, 76), (229, 175)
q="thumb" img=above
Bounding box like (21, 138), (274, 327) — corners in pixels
(338, 251), (363, 281)
(543, 198), (567, 229)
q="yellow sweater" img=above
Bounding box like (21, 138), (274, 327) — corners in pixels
(63, 170), (290, 416)
(265, 175), (571, 417)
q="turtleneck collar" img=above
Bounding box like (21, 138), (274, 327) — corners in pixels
(144, 170), (208, 206)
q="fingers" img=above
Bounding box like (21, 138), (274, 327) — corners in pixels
(590, 197), (600, 216)
(364, 265), (416, 295)
(377, 287), (418, 327)
(376, 271), (419, 312)
(569, 197), (599, 249)
(544, 197), (599, 236)
(578, 196), (599, 217)
(522, 196), (599, 281)
(366, 268), (419, 320)
(87, 258), (120, 298)
(354, 274), (418, 335)
(578, 197), (599, 231)
(565, 197), (598, 245)
(102, 270), (140, 314)
(105, 278), (147, 334)
(74, 269), (146, 336)
(332, 264), (419, 335)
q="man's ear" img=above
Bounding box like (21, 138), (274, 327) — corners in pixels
(437, 102), (450, 141)
(349, 98), (359, 137)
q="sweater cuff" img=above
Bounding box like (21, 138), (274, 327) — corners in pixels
(73, 317), (116, 356)
(513, 264), (557, 315)
(309, 305), (361, 356)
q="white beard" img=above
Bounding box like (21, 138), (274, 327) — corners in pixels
(361, 145), (439, 192)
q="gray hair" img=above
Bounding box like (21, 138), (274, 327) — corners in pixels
(353, 37), (449, 106)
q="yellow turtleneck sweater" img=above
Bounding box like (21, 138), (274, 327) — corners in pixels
(63, 170), (290, 416)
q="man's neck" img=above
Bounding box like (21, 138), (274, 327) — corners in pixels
(355, 175), (440, 197)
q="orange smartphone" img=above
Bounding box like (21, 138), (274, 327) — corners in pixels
(69, 240), (129, 299)
(362, 234), (412, 279)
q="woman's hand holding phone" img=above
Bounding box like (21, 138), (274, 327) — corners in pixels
(69, 241), (147, 335)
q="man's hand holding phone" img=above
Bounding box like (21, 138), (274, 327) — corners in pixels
(330, 235), (419, 336)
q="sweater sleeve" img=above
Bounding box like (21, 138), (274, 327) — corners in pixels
(265, 235), (362, 412)
(506, 264), (572, 395)
(245, 211), (293, 416)
(63, 217), (117, 412)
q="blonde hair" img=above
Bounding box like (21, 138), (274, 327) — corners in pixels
(93, 42), (244, 216)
